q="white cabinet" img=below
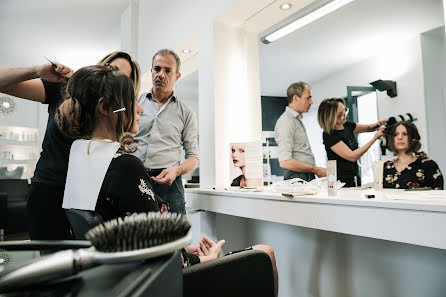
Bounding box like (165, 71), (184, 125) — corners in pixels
(0, 126), (39, 179)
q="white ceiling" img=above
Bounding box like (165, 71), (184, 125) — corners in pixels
(1, 0), (443, 100)
(259, 0), (445, 96)
(0, 0), (129, 69)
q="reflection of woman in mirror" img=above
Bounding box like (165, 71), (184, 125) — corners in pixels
(317, 98), (386, 187)
(383, 122), (443, 189)
(231, 145), (246, 186)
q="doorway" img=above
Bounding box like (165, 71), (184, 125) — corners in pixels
(346, 86), (380, 185)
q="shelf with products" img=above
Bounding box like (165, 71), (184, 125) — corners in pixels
(0, 126), (39, 180)
(0, 159), (38, 165)
(0, 139), (38, 146)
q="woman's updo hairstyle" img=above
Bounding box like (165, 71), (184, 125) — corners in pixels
(55, 65), (137, 152)
(388, 121), (427, 159)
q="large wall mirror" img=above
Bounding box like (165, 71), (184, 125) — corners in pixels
(259, 0), (445, 182)
(175, 70), (199, 184)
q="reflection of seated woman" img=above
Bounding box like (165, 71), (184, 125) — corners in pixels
(383, 122), (443, 189)
(317, 98), (385, 187)
(231, 145), (246, 186)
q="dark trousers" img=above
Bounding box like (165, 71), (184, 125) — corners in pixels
(340, 175), (361, 187)
(25, 182), (72, 240)
(284, 170), (315, 182)
(150, 176), (186, 214)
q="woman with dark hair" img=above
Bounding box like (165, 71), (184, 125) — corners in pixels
(317, 98), (386, 187)
(56, 65), (162, 221)
(57, 67), (278, 290)
(383, 121), (443, 189)
(0, 51), (140, 240)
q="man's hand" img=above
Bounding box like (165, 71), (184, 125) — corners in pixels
(314, 167), (327, 178)
(38, 62), (73, 82)
(151, 167), (179, 186)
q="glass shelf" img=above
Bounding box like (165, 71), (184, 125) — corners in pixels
(0, 139), (38, 146)
(0, 159), (38, 165)
(0, 126), (39, 179)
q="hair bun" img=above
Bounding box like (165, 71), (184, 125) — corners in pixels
(55, 97), (93, 138)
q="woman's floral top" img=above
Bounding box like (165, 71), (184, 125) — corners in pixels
(383, 158), (444, 189)
(95, 149), (169, 221)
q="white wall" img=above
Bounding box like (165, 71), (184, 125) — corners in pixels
(0, 95), (39, 129)
(188, 212), (446, 297)
(420, 27), (446, 176)
(309, 36), (428, 166)
(120, 0), (139, 58)
(213, 22), (263, 187)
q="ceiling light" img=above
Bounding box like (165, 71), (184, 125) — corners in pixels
(0, 96), (16, 115)
(182, 49), (191, 54)
(279, 3), (292, 10)
(262, 0), (355, 44)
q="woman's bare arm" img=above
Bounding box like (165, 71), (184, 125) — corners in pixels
(0, 62), (73, 103)
(330, 127), (384, 162)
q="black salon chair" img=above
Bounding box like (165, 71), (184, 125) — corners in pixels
(0, 179), (29, 235)
(65, 209), (275, 297)
(65, 209), (104, 240)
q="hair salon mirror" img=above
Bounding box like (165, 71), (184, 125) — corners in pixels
(175, 70), (200, 185)
(258, 0), (445, 183)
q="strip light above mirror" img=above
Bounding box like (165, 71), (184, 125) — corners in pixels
(261, 0), (355, 44)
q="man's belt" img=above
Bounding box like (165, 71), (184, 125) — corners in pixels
(146, 168), (166, 177)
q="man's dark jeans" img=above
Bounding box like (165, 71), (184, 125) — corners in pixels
(151, 176), (186, 214)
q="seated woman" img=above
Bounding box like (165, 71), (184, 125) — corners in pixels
(383, 121), (443, 189)
(56, 65), (278, 295)
(317, 98), (386, 187)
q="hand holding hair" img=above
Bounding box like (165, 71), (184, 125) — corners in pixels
(39, 60), (73, 82)
(370, 119), (387, 132)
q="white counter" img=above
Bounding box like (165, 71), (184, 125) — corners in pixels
(185, 188), (446, 250)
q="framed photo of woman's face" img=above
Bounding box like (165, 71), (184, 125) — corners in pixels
(229, 142), (263, 188)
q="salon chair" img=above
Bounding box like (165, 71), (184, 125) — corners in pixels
(0, 179), (29, 235)
(65, 209), (276, 297)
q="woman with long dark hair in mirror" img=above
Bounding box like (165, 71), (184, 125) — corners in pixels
(383, 121), (443, 189)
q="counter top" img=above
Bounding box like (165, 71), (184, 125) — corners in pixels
(185, 188), (446, 250)
(186, 188), (446, 212)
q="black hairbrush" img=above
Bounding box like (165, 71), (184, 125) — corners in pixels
(0, 212), (191, 291)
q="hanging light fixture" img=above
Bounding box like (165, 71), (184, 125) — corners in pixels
(0, 96), (17, 115)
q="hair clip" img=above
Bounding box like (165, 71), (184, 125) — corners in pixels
(113, 107), (126, 113)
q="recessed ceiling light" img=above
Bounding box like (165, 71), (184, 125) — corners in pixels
(280, 3), (292, 10)
(182, 49), (191, 54)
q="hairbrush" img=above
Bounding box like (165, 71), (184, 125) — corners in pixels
(0, 212), (191, 292)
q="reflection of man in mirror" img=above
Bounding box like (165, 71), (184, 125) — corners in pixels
(274, 81), (327, 181)
(133, 49), (199, 214)
(231, 145), (246, 186)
